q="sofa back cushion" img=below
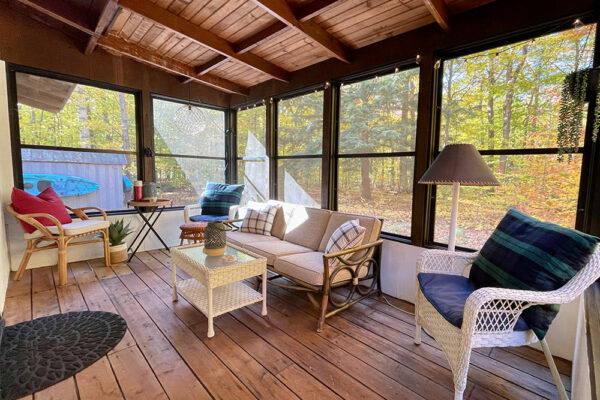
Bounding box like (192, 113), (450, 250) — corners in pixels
(200, 182), (244, 217)
(470, 208), (598, 339)
(318, 212), (381, 252)
(283, 206), (332, 250)
(267, 200), (294, 240)
(11, 187), (72, 233)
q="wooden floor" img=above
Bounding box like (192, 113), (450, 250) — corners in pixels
(4, 250), (572, 400)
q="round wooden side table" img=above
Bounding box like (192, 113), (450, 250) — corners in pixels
(179, 222), (208, 245)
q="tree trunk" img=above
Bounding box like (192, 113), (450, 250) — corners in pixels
(76, 86), (90, 148)
(487, 55), (496, 150)
(360, 157), (372, 200)
(443, 59), (454, 147)
(499, 45), (528, 173)
(118, 93), (131, 163)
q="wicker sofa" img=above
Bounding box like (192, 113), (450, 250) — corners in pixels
(228, 201), (383, 331)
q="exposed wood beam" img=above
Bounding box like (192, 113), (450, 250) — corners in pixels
(251, 0), (350, 63)
(16, 0), (96, 35)
(234, 0), (344, 54)
(85, 0), (121, 55)
(195, 55), (229, 75)
(191, 0), (344, 84)
(423, 0), (451, 31)
(295, 0), (345, 21)
(181, 55), (229, 84)
(118, 0), (290, 82)
(97, 36), (248, 95)
(234, 21), (288, 54)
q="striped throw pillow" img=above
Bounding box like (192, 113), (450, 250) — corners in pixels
(200, 182), (244, 217)
(241, 205), (278, 236)
(326, 219), (366, 268)
(470, 208), (598, 339)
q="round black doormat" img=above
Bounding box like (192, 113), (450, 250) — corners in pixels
(0, 311), (127, 400)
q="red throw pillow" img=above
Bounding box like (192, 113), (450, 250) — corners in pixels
(11, 187), (72, 233)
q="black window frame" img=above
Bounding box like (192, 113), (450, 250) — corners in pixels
(150, 93), (231, 210)
(334, 61), (421, 241)
(6, 63), (144, 216)
(273, 86), (326, 206)
(426, 20), (599, 251)
(234, 102), (270, 201)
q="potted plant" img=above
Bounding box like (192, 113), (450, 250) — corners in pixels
(108, 219), (133, 264)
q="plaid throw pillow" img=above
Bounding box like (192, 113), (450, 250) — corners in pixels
(200, 182), (244, 217)
(241, 205), (278, 236)
(326, 219), (366, 268)
(470, 208), (598, 339)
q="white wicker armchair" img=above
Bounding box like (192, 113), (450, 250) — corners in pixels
(414, 248), (600, 400)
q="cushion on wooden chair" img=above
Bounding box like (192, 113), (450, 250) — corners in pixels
(11, 187), (72, 233)
(190, 215), (229, 222)
(469, 208), (599, 339)
(24, 220), (110, 239)
(418, 273), (529, 331)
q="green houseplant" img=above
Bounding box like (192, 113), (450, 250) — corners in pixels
(108, 219), (134, 264)
(558, 67), (600, 160)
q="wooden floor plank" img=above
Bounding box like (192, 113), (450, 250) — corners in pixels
(2, 251), (572, 400)
(108, 346), (168, 400)
(33, 267), (78, 400)
(100, 276), (212, 400)
(75, 357), (123, 400)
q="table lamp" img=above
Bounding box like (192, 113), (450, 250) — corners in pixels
(419, 144), (499, 251)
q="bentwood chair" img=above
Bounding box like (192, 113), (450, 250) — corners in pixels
(8, 205), (111, 286)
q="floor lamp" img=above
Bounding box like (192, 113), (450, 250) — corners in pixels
(419, 144), (499, 251)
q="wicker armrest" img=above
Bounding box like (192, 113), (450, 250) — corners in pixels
(417, 249), (478, 276)
(67, 206), (108, 220)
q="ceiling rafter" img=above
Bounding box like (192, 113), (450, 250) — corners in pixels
(189, 0), (347, 83)
(118, 0), (290, 82)
(84, 0), (121, 55)
(251, 0), (351, 63)
(97, 36), (249, 95)
(14, 0), (248, 95)
(422, 0), (451, 31)
(16, 0), (96, 35)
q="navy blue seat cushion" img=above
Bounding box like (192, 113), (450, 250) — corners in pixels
(418, 273), (529, 331)
(190, 215), (229, 222)
(200, 182), (244, 217)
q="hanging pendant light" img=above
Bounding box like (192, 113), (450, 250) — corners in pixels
(174, 82), (206, 136)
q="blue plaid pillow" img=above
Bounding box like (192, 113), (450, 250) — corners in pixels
(200, 182), (244, 217)
(470, 208), (598, 339)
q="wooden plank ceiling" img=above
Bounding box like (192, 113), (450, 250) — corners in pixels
(8, 0), (495, 95)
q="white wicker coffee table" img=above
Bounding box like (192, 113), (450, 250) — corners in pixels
(171, 243), (267, 338)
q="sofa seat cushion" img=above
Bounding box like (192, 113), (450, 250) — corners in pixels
(274, 251), (369, 286)
(227, 231), (280, 247)
(418, 273), (529, 331)
(24, 220), (110, 239)
(244, 240), (312, 265)
(283, 207), (331, 250)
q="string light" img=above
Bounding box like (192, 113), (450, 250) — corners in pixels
(394, 67), (399, 73)
(324, 81), (331, 88)
(416, 54), (422, 64)
(574, 19), (584, 29)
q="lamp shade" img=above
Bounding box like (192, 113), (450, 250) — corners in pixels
(419, 144), (499, 186)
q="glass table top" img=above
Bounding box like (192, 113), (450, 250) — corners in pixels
(176, 245), (258, 270)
